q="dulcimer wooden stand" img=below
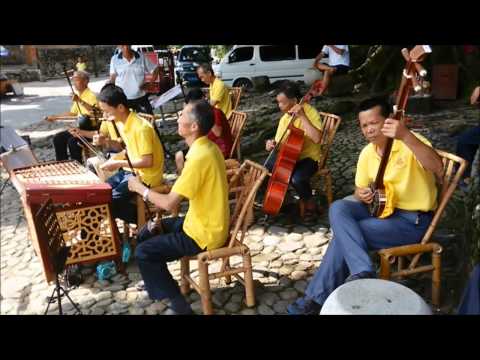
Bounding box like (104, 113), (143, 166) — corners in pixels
(10, 160), (123, 283)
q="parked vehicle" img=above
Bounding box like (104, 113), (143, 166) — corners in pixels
(174, 45), (212, 87)
(131, 45), (158, 65)
(0, 73), (23, 97)
(131, 45), (161, 94)
(213, 45), (329, 89)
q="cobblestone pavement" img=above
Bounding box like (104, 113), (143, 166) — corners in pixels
(1, 87), (478, 315)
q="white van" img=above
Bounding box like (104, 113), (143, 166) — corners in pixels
(213, 45), (329, 88)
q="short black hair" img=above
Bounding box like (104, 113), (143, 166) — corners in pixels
(185, 88), (205, 104)
(186, 100), (214, 136)
(98, 84), (129, 108)
(277, 81), (302, 101)
(197, 63), (214, 75)
(357, 97), (392, 118)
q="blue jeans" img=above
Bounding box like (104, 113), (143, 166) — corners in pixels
(456, 126), (480, 178)
(265, 154), (318, 200)
(457, 264), (480, 315)
(106, 169), (136, 223)
(302, 199), (433, 306)
(135, 217), (203, 301)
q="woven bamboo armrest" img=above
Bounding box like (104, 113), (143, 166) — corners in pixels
(378, 242), (442, 259)
(198, 245), (248, 261)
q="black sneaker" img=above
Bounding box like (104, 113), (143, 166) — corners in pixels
(287, 297), (322, 315)
(345, 271), (377, 283)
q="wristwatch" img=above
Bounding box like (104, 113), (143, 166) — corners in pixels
(142, 188), (150, 202)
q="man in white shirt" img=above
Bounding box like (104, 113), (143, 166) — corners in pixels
(109, 45), (160, 114)
(313, 45), (350, 97)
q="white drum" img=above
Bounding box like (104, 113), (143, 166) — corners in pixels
(320, 279), (432, 315)
(303, 67), (323, 86)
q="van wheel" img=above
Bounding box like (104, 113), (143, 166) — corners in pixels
(233, 78), (253, 90)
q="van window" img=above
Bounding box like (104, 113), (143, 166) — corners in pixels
(179, 48), (210, 63)
(298, 45), (324, 59)
(259, 45), (295, 62)
(228, 47), (254, 63)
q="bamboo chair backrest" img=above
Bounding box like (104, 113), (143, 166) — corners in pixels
(229, 87), (242, 111)
(228, 111), (248, 159)
(226, 160), (268, 249)
(403, 150), (467, 270)
(138, 113), (162, 124)
(420, 150), (467, 245)
(317, 112), (342, 170)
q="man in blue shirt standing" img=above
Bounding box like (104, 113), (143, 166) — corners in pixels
(109, 45), (160, 115)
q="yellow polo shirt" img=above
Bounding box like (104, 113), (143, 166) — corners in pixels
(115, 111), (164, 187)
(355, 132), (437, 212)
(70, 87), (97, 116)
(76, 62), (87, 71)
(172, 136), (229, 250)
(99, 121), (120, 140)
(210, 77), (232, 118)
(274, 103), (323, 162)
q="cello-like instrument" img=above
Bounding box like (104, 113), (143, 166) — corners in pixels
(369, 45), (431, 218)
(262, 83), (319, 216)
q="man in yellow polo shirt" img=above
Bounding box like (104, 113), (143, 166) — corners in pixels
(97, 84), (164, 224)
(128, 99), (229, 315)
(197, 63), (232, 118)
(264, 81), (323, 217)
(45, 70), (99, 163)
(288, 97), (444, 315)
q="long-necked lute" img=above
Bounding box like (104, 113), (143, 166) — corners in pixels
(369, 45), (432, 218)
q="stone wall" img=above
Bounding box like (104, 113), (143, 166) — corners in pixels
(36, 45), (116, 78)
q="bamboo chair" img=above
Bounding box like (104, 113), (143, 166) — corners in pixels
(228, 111), (248, 160)
(201, 87), (241, 112)
(138, 113), (162, 123)
(229, 87), (242, 112)
(310, 112), (342, 207)
(180, 160), (269, 315)
(378, 150), (467, 308)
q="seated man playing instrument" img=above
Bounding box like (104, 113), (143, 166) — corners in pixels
(287, 97), (444, 315)
(175, 87), (233, 174)
(45, 70), (99, 163)
(264, 81), (323, 216)
(128, 99), (229, 315)
(97, 84), (164, 224)
(196, 63), (232, 118)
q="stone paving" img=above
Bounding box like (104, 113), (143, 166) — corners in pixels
(1, 86), (478, 315)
